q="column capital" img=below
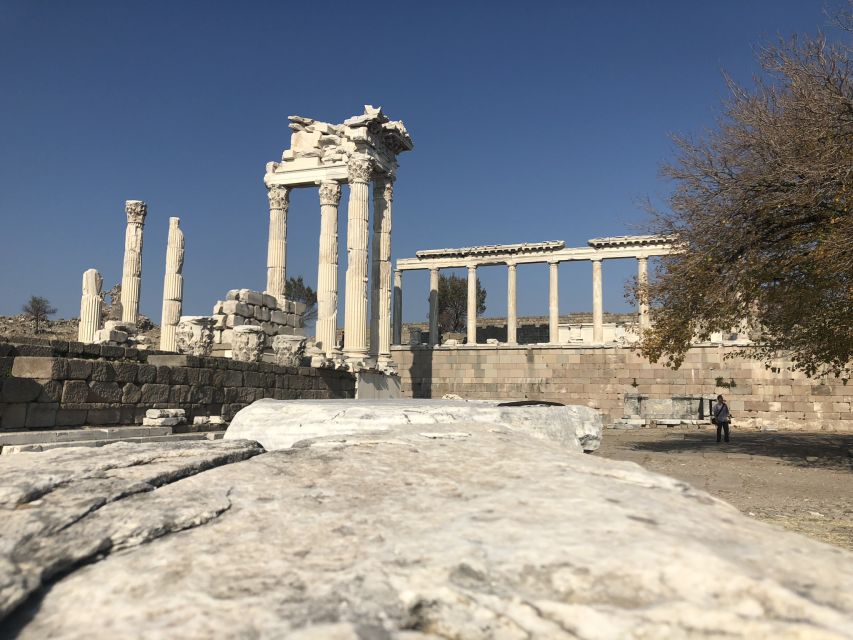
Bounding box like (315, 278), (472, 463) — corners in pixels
(590, 256), (603, 264)
(318, 181), (342, 207)
(467, 264), (478, 273)
(267, 185), (290, 210)
(548, 259), (560, 267)
(506, 260), (517, 269)
(125, 200), (147, 225)
(347, 154), (374, 184)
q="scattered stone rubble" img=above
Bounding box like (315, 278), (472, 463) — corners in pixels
(211, 288), (305, 348)
(142, 408), (187, 427)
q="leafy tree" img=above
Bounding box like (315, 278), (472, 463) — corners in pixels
(22, 296), (56, 334)
(285, 276), (317, 322)
(634, 15), (852, 377)
(437, 273), (486, 334)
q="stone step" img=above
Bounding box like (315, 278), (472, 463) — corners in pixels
(0, 426), (173, 447)
(1, 431), (226, 454)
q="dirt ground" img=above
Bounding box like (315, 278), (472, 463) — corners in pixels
(596, 428), (853, 552)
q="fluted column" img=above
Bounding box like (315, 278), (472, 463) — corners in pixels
(393, 269), (403, 345)
(121, 200), (146, 324)
(316, 181), (341, 357)
(507, 262), (517, 345)
(637, 256), (649, 329)
(467, 264), (478, 345)
(428, 267), (440, 346)
(160, 217), (185, 352)
(549, 261), (560, 344)
(343, 154), (373, 364)
(78, 269), (103, 344)
(592, 258), (604, 344)
(266, 185), (290, 306)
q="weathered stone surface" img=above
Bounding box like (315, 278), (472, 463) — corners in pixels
(2, 426), (852, 638)
(0, 440), (264, 622)
(225, 398), (602, 453)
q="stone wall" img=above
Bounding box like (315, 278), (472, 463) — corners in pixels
(392, 344), (852, 431)
(0, 338), (355, 431)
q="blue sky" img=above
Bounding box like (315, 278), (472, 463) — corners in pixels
(0, 0), (838, 324)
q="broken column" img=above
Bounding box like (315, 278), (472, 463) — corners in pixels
(160, 217), (185, 352)
(121, 200), (147, 324)
(78, 268), (103, 344)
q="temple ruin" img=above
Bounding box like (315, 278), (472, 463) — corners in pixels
(263, 105), (413, 369)
(394, 235), (675, 346)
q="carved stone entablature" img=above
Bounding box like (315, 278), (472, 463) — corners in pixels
(347, 154), (374, 184)
(267, 185), (290, 210)
(318, 181), (342, 206)
(416, 241), (566, 260)
(587, 235), (676, 249)
(265, 106), (413, 187)
(125, 200), (147, 225)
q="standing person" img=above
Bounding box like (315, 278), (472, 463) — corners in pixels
(712, 394), (732, 443)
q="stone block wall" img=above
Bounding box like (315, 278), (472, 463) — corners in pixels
(392, 344), (852, 431)
(212, 289), (306, 348)
(0, 338), (354, 431)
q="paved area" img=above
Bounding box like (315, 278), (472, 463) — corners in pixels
(597, 428), (853, 551)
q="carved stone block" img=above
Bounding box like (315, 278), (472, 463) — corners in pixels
(175, 316), (214, 357)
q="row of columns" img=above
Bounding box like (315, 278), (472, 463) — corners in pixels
(392, 256), (651, 347)
(265, 155), (395, 367)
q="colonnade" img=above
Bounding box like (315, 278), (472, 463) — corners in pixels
(265, 155), (395, 367)
(392, 237), (671, 347)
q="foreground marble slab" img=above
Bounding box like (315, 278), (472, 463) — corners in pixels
(1, 426), (852, 638)
(224, 398), (603, 453)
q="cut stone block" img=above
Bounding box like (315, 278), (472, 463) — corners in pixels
(145, 409), (187, 419)
(142, 417), (184, 427)
(226, 399), (602, 453)
(11, 357), (67, 380)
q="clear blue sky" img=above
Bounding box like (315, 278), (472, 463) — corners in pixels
(0, 0), (837, 325)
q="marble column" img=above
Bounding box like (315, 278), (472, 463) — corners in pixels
(592, 258), (604, 344)
(393, 270), (403, 345)
(428, 267), (440, 346)
(266, 185), (290, 306)
(549, 261), (560, 344)
(467, 264), (478, 345)
(78, 269), (103, 344)
(343, 154), (373, 364)
(507, 262), (517, 345)
(121, 200), (147, 324)
(160, 217), (185, 352)
(370, 175), (394, 364)
(637, 256), (649, 329)
(316, 181), (341, 357)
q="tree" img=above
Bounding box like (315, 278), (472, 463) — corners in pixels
(437, 273), (486, 334)
(633, 16), (852, 378)
(285, 276), (317, 322)
(22, 296), (56, 334)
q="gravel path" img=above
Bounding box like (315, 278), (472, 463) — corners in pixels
(597, 428), (853, 551)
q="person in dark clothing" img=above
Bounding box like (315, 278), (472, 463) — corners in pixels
(712, 394), (732, 442)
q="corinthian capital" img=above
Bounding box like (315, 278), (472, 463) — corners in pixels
(267, 185), (290, 210)
(319, 181), (342, 207)
(125, 200), (147, 225)
(347, 154), (374, 184)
